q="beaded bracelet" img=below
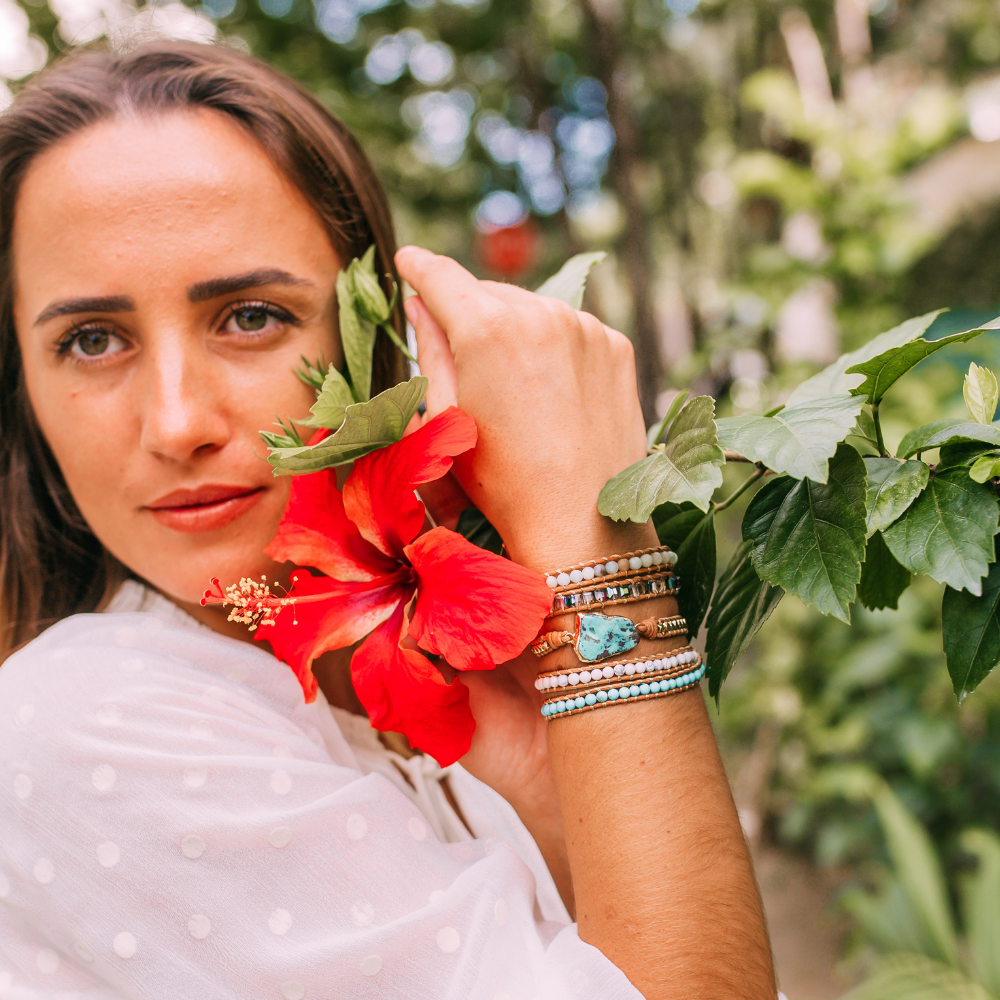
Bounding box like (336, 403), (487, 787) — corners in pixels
(541, 663), (707, 719)
(531, 612), (687, 662)
(545, 546), (678, 590)
(535, 645), (698, 691)
(548, 571), (679, 617)
(543, 654), (704, 706)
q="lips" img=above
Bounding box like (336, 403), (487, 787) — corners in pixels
(144, 484), (266, 533)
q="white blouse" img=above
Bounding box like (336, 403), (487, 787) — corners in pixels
(0, 584), (641, 999)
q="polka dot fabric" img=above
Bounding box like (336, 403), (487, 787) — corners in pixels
(0, 610), (641, 999)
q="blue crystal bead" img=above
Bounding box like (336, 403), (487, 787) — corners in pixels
(574, 613), (640, 663)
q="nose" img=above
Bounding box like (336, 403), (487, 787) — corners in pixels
(139, 335), (231, 463)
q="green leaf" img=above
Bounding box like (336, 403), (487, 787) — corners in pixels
(704, 541), (783, 701)
(348, 245), (395, 325)
(294, 354), (329, 392)
(938, 442), (1000, 471)
(843, 954), (992, 1000)
(970, 455), (1000, 483)
(742, 443), (867, 623)
(942, 542), (1000, 699)
(871, 783), (959, 966)
(265, 376), (428, 474)
(674, 511), (717, 635)
(337, 266), (378, 403)
(785, 310), (945, 406)
(844, 323), (1000, 404)
(716, 394), (863, 484)
(882, 470), (999, 595)
(965, 362), (999, 425)
(534, 251), (607, 309)
(864, 458), (930, 537)
(959, 828), (1000, 997)
(858, 531), (911, 611)
(646, 389), (689, 448)
(455, 507), (504, 556)
(652, 503), (702, 551)
(304, 365), (356, 429)
(841, 880), (942, 958)
(598, 396), (724, 521)
(897, 420), (1000, 459)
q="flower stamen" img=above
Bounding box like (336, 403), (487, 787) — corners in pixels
(201, 575), (296, 631)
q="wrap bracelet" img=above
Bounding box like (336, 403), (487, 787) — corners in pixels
(532, 612), (688, 662)
(545, 546), (677, 590)
(548, 571), (679, 617)
(541, 663), (706, 718)
(535, 645), (697, 691)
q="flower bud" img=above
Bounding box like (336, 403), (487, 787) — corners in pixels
(348, 247), (392, 325)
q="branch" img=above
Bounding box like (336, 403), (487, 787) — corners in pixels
(714, 466), (767, 512)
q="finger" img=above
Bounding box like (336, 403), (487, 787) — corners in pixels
(395, 246), (507, 344)
(404, 295), (457, 418)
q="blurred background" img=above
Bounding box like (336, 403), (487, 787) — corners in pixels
(8, 0), (1000, 994)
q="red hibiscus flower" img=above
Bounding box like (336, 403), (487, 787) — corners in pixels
(253, 407), (551, 765)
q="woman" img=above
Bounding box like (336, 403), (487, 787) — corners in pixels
(0, 42), (775, 999)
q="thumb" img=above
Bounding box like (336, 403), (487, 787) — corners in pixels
(404, 295), (458, 420)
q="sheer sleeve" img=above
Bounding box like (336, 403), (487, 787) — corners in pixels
(0, 612), (641, 1000)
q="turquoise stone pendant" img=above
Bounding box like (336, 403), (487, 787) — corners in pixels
(573, 612), (640, 663)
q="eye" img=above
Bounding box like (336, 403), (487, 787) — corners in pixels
(220, 302), (296, 338)
(57, 325), (130, 363)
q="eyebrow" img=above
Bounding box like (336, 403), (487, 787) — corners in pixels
(187, 269), (313, 303)
(34, 295), (135, 326)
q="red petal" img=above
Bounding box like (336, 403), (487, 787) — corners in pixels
(265, 468), (396, 582)
(351, 600), (475, 766)
(260, 568), (409, 703)
(344, 407), (477, 558)
(405, 527), (553, 672)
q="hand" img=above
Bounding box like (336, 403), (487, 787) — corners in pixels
(396, 246), (651, 572)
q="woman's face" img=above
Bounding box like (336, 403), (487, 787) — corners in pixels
(12, 109), (342, 611)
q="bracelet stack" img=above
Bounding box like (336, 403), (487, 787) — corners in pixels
(535, 546), (702, 721)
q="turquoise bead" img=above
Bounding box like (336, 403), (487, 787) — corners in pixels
(629, 685), (640, 697)
(556, 700), (567, 713)
(541, 704), (550, 716)
(640, 683), (650, 695)
(619, 686), (630, 699)
(574, 612), (641, 662)
(650, 681), (661, 693)
(608, 689), (619, 700)
(574, 696), (586, 709)
(585, 692), (597, 706)
(597, 690), (608, 702)
(667, 678), (676, 689)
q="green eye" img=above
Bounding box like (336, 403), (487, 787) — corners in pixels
(78, 329), (110, 355)
(233, 307), (269, 331)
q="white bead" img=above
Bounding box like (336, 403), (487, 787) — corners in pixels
(535, 679), (542, 690)
(667, 551), (679, 565)
(546, 576), (558, 589)
(569, 569), (584, 584)
(558, 675), (569, 687)
(656, 658), (666, 669)
(605, 560), (618, 574)
(625, 663), (636, 676)
(652, 551), (664, 565)
(629, 556), (642, 570)
(634, 662), (645, 674)
(557, 572), (571, 587)
(580, 671), (592, 683)
(641, 553), (653, 568)
(568, 673), (580, 685)
(582, 566), (595, 580)
(668, 657), (677, 668)
(602, 666), (614, 679)
(594, 563), (606, 576)
(614, 664), (625, 676)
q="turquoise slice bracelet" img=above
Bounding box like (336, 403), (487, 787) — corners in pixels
(541, 663), (706, 719)
(531, 612), (688, 663)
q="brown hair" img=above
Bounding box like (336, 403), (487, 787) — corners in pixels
(0, 41), (407, 658)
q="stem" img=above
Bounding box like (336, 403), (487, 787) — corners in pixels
(871, 401), (888, 457)
(714, 467), (767, 512)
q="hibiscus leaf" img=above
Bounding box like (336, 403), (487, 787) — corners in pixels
(882, 469), (999, 595)
(970, 455), (1000, 484)
(784, 310), (944, 406)
(704, 541), (783, 702)
(535, 251), (607, 309)
(294, 354), (329, 392)
(943, 540), (1000, 701)
(455, 507), (504, 556)
(938, 442), (1000, 471)
(338, 266), (378, 403)
(742, 443), (867, 623)
(716, 394), (863, 484)
(674, 510), (717, 635)
(647, 389), (690, 448)
(844, 322), (1000, 404)
(897, 420), (1000, 459)
(266, 376), (428, 474)
(304, 365), (356, 429)
(598, 395), (724, 521)
(858, 531), (911, 611)
(652, 502), (702, 551)
(864, 457), (930, 537)
(965, 362), (1000, 425)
